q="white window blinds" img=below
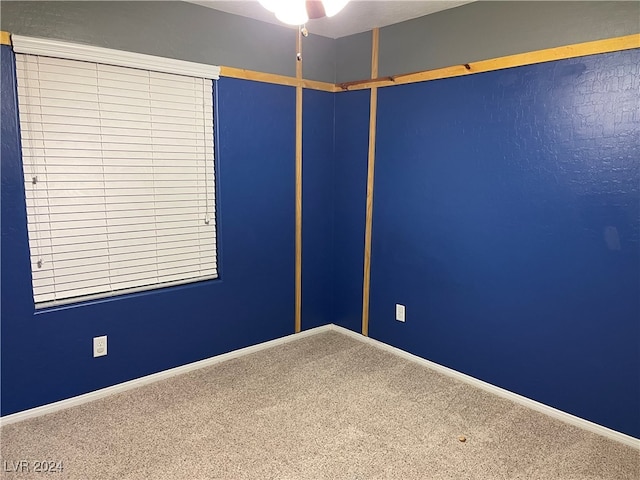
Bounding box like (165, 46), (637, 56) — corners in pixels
(15, 48), (218, 307)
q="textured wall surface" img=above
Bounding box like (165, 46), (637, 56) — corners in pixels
(336, 1), (640, 82)
(302, 34), (336, 83)
(1, 54), (296, 415)
(2, 1), (638, 84)
(0, 0), (334, 82)
(370, 49), (640, 437)
(2, 2), (639, 439)
(302, 89), (335, 330)
(332, 90), (370, 333)
(335, 31), (372, 84)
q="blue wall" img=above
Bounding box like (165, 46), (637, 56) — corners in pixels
(1, 48), (296, 415)
(301, 89), (335, 330)
(332, 90), (370, 333)
(2, 41), (639, 439)
(370, 50), (640, 438)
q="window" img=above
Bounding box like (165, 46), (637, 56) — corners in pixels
(13, 36), (220, 307)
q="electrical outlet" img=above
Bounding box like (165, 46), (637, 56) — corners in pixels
(395, 304), (406, 322)
(93, 335), (107, 357)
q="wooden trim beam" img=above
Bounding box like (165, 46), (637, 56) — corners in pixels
(302, 78), (340, 92)
(339, 33), (640, 91)
(2, 29), (636, 337)
(295, 31), (303, 334)
(361, 28), (380, 337)
(370, 28), (379, 79)
(220, 65), (298, 87)
(219, 65), (337, 92)
(4, 31), (634, 92)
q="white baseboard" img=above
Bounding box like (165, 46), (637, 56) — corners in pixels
(326, 324), (640, 449)
(2, 322), (638, 450)
(0, 325), (333, 427)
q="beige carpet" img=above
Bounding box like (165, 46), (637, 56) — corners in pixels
(1, 330), (638, 479)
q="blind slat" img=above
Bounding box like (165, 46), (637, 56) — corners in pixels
(17, 52), (218, 307)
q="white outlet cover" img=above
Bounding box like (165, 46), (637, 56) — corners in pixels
(93, 335), (107, 357)
(395, 304), (406, 322)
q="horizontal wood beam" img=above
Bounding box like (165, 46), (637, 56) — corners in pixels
(219, 65), (337, 92)
(2, 31), (635, 92)
(338, 33), (640, 91)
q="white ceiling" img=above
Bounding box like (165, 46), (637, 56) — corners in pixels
(187, 1), (473, 38)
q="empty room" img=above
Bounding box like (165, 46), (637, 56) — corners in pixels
(1, 1), (638, 478)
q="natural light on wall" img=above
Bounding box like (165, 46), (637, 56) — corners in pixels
(259, 0), (349, 25)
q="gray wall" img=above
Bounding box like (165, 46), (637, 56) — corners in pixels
(336, 31), (372, 84)
(0, 1), (335, 83)
(302, 32), (336, 83)
(337, 1), (640, 83)
(2, 2), (637, 87)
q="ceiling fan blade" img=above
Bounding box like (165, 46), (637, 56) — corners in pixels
(306, 1), (327, 19)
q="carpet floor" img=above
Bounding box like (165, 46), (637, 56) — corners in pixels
(1, 330), (638, 479)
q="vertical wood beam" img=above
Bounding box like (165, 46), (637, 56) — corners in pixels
(370, 28), (379, 79)
(362, 28), (379, 337)
(295, 30), (303, 333)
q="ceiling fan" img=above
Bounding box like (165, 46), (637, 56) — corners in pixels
(259, 0), (350, 26)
